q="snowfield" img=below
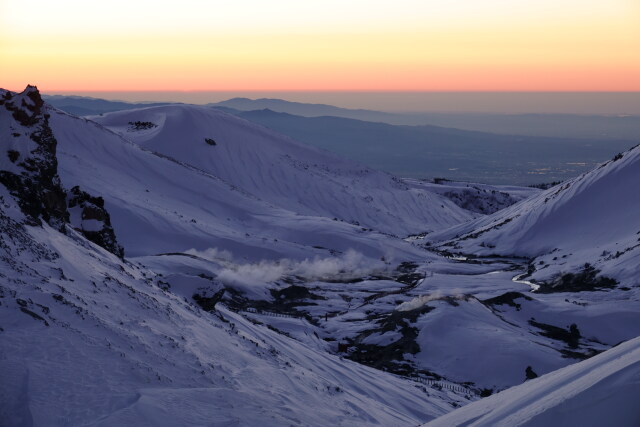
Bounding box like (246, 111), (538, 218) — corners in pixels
(0, 194), (454, 426)
(50, 107), (434, 262)
(91, 104), (475, 237)
(424, 335), (640, 427)
(426, 142), (640, 289)
(1, 86), (639, 426)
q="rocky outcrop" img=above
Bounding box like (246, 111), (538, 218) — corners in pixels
(0, 86), (69, 230)
(1, 85), (124, 258)
(67, 186), (124, 258)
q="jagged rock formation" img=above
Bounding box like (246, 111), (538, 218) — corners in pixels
(0, 85), (68, 230)
(67, 186), (124, 258)
(1, 85), (124, 256)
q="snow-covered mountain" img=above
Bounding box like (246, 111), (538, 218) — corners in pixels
(424, 335), (640, 427)
(0, 186), (454, 426)
(41, 99), (458, 263)
(404, 178), (540, 215)
(1, 86), (463, 425)
(2, 86), (639, 425)
(90, 105), (474, 237)
(426, 143), (640, 290)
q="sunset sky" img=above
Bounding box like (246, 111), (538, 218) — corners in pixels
(1, 0), (639, 93)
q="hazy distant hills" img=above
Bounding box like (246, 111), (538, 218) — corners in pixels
(45, 94), (639, 185)
(43, 95), (175, 116)
(212, 97), (640, 140)
(211, 97), (399, 122)
(46, 94), (640, 140)
(229, 108), (636, 185)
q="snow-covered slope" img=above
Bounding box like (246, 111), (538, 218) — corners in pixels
(427, 144), (640, 288)
(4, 86), (638, 425)
(424, 336), (640, 427)
(1, 86), (460, 425)
(0, 192), (456, 426)
(46, 105), (431, 263)
(404, 178), (540, 214)
(91, 105), (474, 237)
(230, 253), (640, 392)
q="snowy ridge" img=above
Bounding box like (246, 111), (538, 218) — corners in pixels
(47, 106), (432, 262)
(1, 87), (470, 425)
(427, 144), (640, 287)
(423, 336), (640, 427)
(404, 178), (540, 214)
(91, 105), (475, 237)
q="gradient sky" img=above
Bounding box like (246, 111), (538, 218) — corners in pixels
(1, 0), (640, 92)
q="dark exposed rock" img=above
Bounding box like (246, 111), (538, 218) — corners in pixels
(127, 121), (157, 131)
(1, 86), (124, 257)
(559, 348), (602, 360)
(5, 85), (45, 127)
(7, 150), (19, 163)
(483, 291), (533, 311)
(67, 186), (124, 258)
(345, 305), (434, 376)
(272, 285), (323, 301)
(0, 85), (69, 230)
(479, 388), (493, 397)
(537, 263), (618, 293)
(193, 288), (226, 312)
(442, 187), (519, 215)
(525, 366), (538, 380)
(529, 181), (563, 190)
(529, 319), (581, 349)
(19, 307), (49, 326)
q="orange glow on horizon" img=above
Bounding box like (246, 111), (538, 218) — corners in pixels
(2, 0), (639, 92)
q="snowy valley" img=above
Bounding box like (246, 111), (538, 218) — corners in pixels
(1, 86), (639, 426)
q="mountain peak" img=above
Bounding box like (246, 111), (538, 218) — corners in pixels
(21, 84), (44, 107)
(0, 85), (45, 127)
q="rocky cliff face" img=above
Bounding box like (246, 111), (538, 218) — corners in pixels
(67, 186), (124, 258)
(0, 85), (68, 230)
(0, 85), (124, 257)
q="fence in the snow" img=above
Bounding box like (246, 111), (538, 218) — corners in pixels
(242, 307), (301, 319)
(413, 377), (467, 393)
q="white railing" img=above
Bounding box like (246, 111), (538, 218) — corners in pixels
(412, 376), (468, 394)
(241, 307), (301, 319)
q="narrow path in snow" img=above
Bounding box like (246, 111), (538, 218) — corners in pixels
(512, 272), (541, 292)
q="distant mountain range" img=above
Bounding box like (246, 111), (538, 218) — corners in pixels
(43, 94), (176, 116)
(211, 97), (640, 140)
(45, 94), (639, 185)
(228, 108), (636, 185)
(46, 94), (640, 139)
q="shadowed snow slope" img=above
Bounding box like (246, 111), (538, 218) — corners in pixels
(0, 193), (452, 426)
(1, 85), (458, 427)
(428, 144), (640, 286)
(5, 87), (638, 426)
(91, 105), (474, 237)
(47, 107), (430, 261)
(423, 336), (640, 427)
